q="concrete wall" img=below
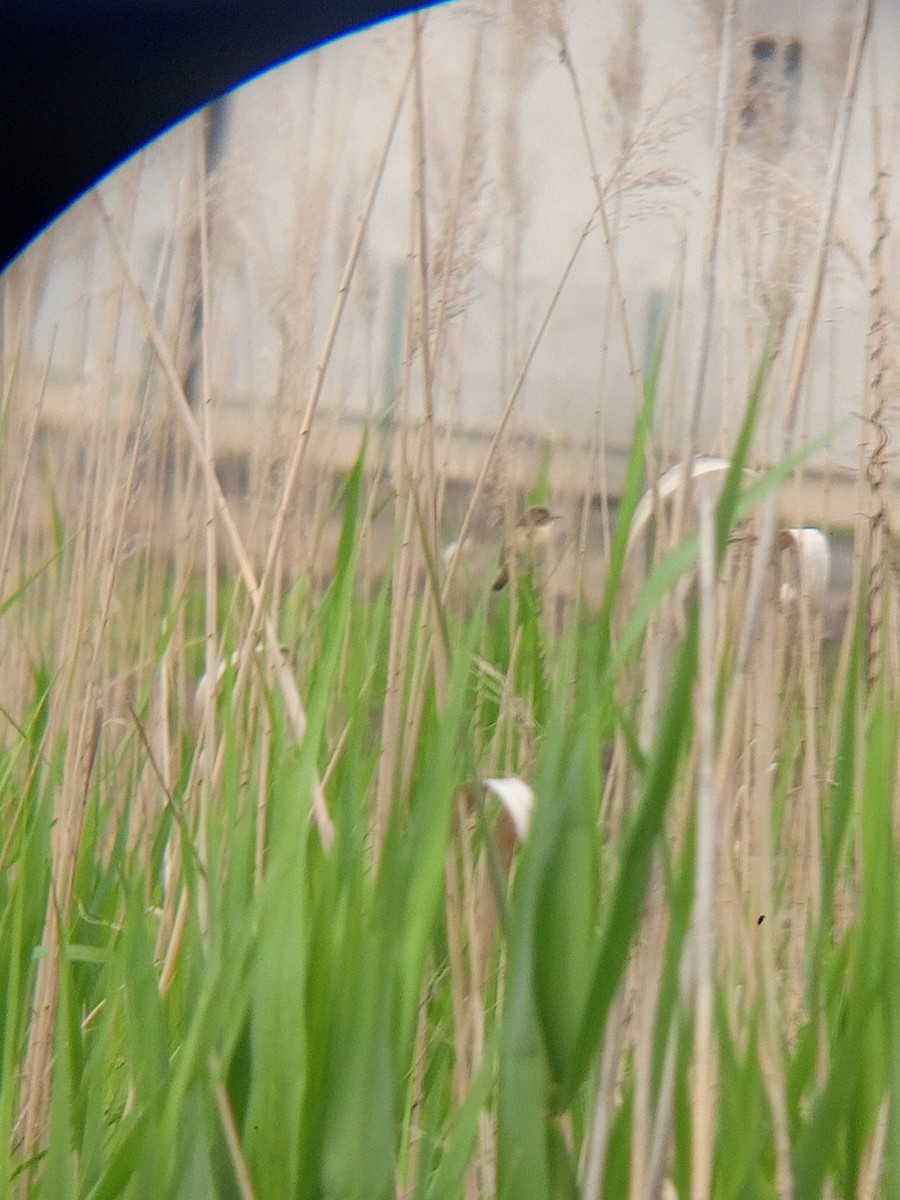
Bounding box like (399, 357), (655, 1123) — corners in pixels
(15, 0), (900, 480)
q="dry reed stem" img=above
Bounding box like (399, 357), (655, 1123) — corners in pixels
(751, 603), (795, 1200)
(443, 806), (496, 1200)
(405, 472), (450, 702)
(373, 231), (427, 853)
(674, 0), (736, 547)
(159, 886), (190, 998)
(492, 626), (524, 780)
(447, 795), (494, 1200)
(691, 490), (718, 1200)
(199, 121), (216, 946)
(210, 1052), (260, 1200)
(642, 945), (693, 1200)
(411, 13), (439, 560)
(642, 1039), (678, 1200)
(575, 279), (612, 599)
(444, 831), (471, 1106)
(406, 11), (492, 712)
(581, 984), (626, 1200)
(402, 986), (431, 1200)
(399, 588), (435, 805)
(627, 871), (668, 1200)
(374, 459), (417, 849)
(797, 580), (823, 926)
(16, 693), (102, 1161)
(858, 1094), (889, 1199)
(395, 464), (447, 815)
(864, 90), (891, 695)
(551, 2), (642, 411)
(149, 653), (183, 965)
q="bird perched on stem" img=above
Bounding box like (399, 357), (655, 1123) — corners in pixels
(492, 504), (559, 591)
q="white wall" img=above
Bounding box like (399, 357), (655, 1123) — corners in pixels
(18, 0), (900, 469)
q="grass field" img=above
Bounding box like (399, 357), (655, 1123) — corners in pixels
(3, 1), (899, 1197)
(2, 351), (898, 1199)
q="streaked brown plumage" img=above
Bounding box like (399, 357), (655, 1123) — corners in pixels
(492, 505), (559, 591)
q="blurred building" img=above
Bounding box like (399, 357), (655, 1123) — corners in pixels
(7, 0), (899, 491)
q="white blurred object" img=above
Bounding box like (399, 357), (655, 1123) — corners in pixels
(193, 642), (267, 722)
(627, 456), (754, 553)
(484, 776), (534, 843)
(193, 650), (239, 720)
(777, 527), (830, 610)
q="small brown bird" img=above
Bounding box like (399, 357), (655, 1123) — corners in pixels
(492, 505), (559, 591)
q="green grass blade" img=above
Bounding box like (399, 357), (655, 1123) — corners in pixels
(533, 733), (600, 1091)
(568, 611), (698, 1100)
(240, 749), (312, 1200)
(425, 1031), (498, 1200)
(42, 927), (77, 1199)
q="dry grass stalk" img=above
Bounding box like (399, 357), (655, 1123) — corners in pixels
(399, 569), (440, 803)
(864, 95), (891, 696)
(574, 286), (614, 606)
(858, 1094), (889, 1199)
(210, 1053), (260, 1200)
(642, 945), (691, 1200)
(373, 357), (418, 850)
(199, 121), (217, 945)
(581, 984), (627, 1199)
(411, 13), (439, 563)
(672, 0), (736, 550)
(16, 691), (102, 1165)
(550, 0), (642, 411)
(788, 533), (825, 932)
(402, 983), (432, 1200)
(444, 786), (499, 1200)
(690, 489), (719, 1200)
(627, 871), (669, 1200)
(749, 599), (795, 1200)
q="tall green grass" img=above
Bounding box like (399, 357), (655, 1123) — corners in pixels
(0, 2), (892, 1190)
(1, 374), (898, 1200)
